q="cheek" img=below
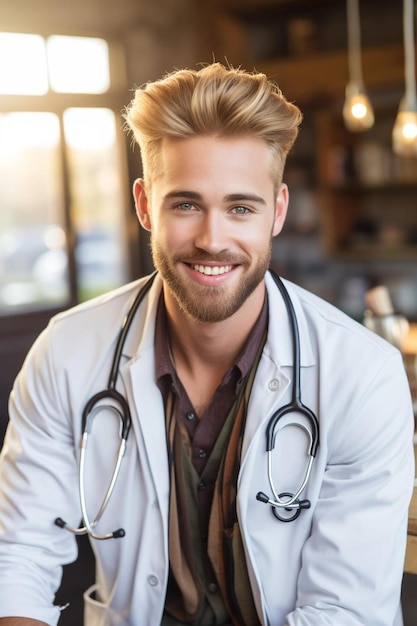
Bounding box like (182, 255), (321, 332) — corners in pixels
(152, 220), (181, 251)
(247, 221), (276, 248)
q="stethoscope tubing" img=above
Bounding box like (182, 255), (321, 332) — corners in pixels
(55, 272), (158, 539)
(107, 271), (158, 391)
(256, 272), (320, 521)
(269, 272), (319, 457)
(267, 423), (314, 507)
(78, 405), (127, 540)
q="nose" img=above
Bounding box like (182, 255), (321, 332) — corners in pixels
(193, 211), (228, 254)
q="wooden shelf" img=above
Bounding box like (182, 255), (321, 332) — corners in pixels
(309, 100), (417, 261)
(213, 0), (334, 17)
(255, 44), (413, 103)
(334, 245), (417, 262)
(328, 182), (417, 193)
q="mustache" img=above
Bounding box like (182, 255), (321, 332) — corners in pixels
(172, 250), (250, 265)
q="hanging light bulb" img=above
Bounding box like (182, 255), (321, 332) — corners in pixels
(343, 0), (375, 132)
(393, 106), (417, 155)
(393, 0), (417, 155)
(343, 83), (375, 132)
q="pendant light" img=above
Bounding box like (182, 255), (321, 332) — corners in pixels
(343, 0), (375, 132)
(392, 0), (417, 155)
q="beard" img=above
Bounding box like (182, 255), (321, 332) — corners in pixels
(151, 238), (272, 323)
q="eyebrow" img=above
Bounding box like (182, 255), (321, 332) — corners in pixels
(164, 190), (266, 205)
(164, 191), (201, 201)
(225, 193), (266, 205)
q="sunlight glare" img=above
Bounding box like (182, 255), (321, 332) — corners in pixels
(0, 33), (48, 95)
(0, 112), (60, 161)
(47, 36), (110, 94)
(64, 108), (116, 151)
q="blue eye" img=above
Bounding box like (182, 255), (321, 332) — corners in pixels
(178, 202), (194, 211)
(232, 206), (250, 215)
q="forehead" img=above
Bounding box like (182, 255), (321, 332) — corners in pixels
(154, 135), (275, 190)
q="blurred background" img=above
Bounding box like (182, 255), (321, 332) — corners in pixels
(0, 0), (417, 622)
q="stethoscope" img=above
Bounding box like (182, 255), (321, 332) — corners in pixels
(55, 269), (319, 539)
(256, 271), (319, 522)
(54, 271), (157, 540)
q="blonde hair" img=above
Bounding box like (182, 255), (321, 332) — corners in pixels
(124, 62), (302, 186)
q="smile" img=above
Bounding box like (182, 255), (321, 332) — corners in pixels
(191, 264), (233, 276)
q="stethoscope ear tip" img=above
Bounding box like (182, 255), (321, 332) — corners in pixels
(256, 492), (270, 504)
(54, 517), (66, 529)
(113, 528), (126, 538)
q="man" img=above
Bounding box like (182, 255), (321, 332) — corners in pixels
(0, 62), (414, 626)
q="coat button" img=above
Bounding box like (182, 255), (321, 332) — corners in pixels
(147, 575), (158, 586)
(268, 378), (281, 391)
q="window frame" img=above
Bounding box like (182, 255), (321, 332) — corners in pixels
(0, 31), (132, 326)
(0, 31), (139, 434)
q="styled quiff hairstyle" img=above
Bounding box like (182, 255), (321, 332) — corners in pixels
(124, 62), (302, 187)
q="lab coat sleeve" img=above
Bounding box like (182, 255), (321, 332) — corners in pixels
(286, 349), (415, 626)
(0, 322), (80, 625)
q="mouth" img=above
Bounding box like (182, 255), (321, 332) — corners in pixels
(190, 264), (234, 276)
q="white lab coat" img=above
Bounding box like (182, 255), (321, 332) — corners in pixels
(0, 272), (414, 626)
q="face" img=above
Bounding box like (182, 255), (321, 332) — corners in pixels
(134, 135), (288, 324)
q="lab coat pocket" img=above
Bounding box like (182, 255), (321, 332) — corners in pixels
(84, 583), (126, 626)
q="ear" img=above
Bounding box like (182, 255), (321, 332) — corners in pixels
(133, 178), (152, 231)
(272, 183), (289, 237)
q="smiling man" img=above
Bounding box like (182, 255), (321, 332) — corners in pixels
(135, 135), (286, 325)
(0, 63), (414, 626)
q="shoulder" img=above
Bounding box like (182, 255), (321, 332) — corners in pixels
(50, 273), (157, 334)
(265, 274), (414, 459)
(265, 272), (401, 381)
(274, 274), (396, 354)
(30, 274), (161, 371)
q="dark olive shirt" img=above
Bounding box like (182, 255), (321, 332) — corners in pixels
(155, 293), (268, 625)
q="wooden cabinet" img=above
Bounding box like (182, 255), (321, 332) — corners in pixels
(314, 107), (417, 260)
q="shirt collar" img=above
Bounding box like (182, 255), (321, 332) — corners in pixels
(154, 292), (269, 387)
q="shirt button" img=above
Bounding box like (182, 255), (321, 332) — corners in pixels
(147, 575), (159, 586)
(268, 378), (281, 391)
(208, 583), (218, 593)
(198, 449), (206, 459)
(198, 480), (206, 491)
(186, 411), (196, 421)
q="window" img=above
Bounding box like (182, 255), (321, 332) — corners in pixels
(47, 36), (111, 94)
(0, 111), (67, 309)
(63, 108), (127, 302)
(0, 32), (129, 314)
(0, 33), (48, 95)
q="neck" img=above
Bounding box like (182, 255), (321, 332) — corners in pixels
(163, 281), (266, 412)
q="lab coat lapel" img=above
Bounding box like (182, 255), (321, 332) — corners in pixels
(118, 274), (170, 519)
(123, 355), (170, 512)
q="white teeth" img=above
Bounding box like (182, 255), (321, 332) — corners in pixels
(192, 264), (232, 276)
